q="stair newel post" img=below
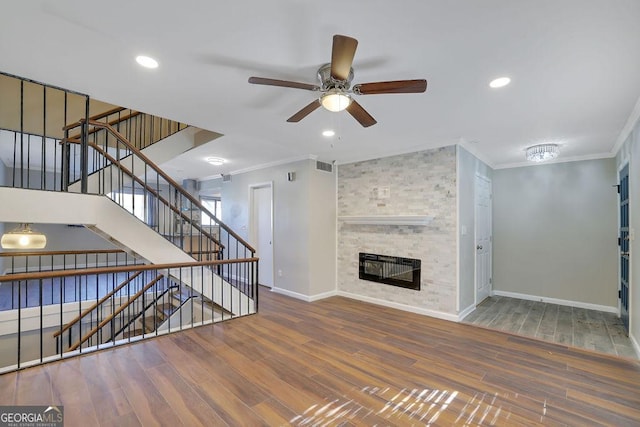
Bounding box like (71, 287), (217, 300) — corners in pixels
(61, 127), (71, 192)
(254, 253), (259, 312)
(80, 97), (90, 193)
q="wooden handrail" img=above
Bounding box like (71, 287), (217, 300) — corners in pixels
(53, 271), (143, 338)
(86, 119), (256, 254)
(0, 258), (259, 283)
(69, 274), (165, 351)
(87, 142), (224, 251)
(63, 107), (128, 131)
(66, 111), (142, 141)
(0, 249), (126, 257)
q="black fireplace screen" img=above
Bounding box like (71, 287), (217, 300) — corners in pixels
(359, 253), (421, 290)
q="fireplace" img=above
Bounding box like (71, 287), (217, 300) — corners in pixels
(359, 253), (421, 290)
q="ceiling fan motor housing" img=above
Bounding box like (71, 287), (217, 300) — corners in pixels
(317, 63), (353, 91)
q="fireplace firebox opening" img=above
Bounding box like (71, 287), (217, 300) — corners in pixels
(359, 252), (421, 290)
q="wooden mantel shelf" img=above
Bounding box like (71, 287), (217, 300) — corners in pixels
(338, 215), (434, 226)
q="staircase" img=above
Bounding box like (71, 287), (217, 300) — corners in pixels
(50, 119), (257, 349)
(121, 283), (231, 339)
(0, 72), (258, 372)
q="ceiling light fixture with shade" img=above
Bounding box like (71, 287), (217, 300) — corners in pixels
(526, 144), (559, 162)
(321, 89), (352, 112)
(1, 223), (47, 249)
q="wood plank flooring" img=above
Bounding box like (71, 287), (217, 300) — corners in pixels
(1, 287), (640, 426)
(463, 296), (638, 359)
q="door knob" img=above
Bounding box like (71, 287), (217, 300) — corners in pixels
(621, 252), (630, 257)
(476, 245), (483, 250)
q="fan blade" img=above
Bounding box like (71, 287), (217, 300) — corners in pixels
(354, 79), (427, 95)
(346, 100), (377, 127)
(287, 100), (321, 122)
(248, 77), (319, 91)
(331, 35), (358, 81)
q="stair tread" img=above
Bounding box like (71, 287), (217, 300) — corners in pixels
(156, 303), (177, 317)
(143, 315), (163, 332)
(122, 329), (144, 339)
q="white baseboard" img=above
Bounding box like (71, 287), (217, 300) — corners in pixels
(492, 290), (618, 314)
(336, 291), (459, 322)
(270, 287), (338, 302)
(457, 304), (476, 321)
(630, 333), (640, 359)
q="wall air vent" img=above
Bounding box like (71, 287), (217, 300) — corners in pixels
(222, 174), (232, 182)
(316, 161), (333, 173)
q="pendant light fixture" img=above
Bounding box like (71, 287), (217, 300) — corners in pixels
(1, 223), (47, 249)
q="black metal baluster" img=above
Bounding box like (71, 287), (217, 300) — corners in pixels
(42, 85), (46, 190)
(39, 278), (43, 363)
(20, 80), (24, 188)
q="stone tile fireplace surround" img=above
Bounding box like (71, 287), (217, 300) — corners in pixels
(337, 146), (457, 318)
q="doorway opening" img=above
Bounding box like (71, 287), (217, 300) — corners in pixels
(475, 174), (492, 305)
(249, 183), (274, 288)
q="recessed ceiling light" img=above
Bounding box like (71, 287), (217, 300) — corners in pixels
(206, 157), (226, 166)
(135, 55), (158, 69)
(322, 130), (335, 137)
(489, 77), (511, 88)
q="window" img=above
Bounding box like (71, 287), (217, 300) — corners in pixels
(201, 197), (221, 226)
(108, 192), (147, 222)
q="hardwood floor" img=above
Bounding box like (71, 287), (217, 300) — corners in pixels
(1, 286), (640, 426)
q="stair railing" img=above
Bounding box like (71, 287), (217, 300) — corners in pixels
(51, 271), (143, 343)
(0, 257), (257, 373)
(62, 119), (256, 289)
(67, 274), (166, 351)
(0, 249), (143, 311)
(64, 106), (188, 150)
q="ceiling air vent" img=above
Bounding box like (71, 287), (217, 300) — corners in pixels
(222, 174), (232, 182)
(316, 161), (333, 173)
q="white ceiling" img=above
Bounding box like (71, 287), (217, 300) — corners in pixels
(2, 1), (640, 180)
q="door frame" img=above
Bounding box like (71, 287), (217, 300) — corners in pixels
(249, 182), (274, 288)
(474, 173), (493, 305)
(617, 160), (631, 329)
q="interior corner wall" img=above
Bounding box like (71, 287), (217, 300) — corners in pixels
(308, 165), (336, 297)
(337, 146), (458, 316)
(457, 146), (493, 313)
(0, 160), (5, 273)
(616, 119), (640, 351)
(219, 159), (336, 299)
(493, 158), (618, 308)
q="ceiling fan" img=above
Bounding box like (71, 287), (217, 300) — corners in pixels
(248, 35), (427, 127)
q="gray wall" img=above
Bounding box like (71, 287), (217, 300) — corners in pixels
(1, 223), (116, 273)
(6, 167), (60, 191)
(493, 158), (618, 307)
(457, 146), (493, 312)
(0, 160), (5, 273)
(309, 163), (337, 296)
(214, 159), (336, 298)
(616, 117), (640, 351)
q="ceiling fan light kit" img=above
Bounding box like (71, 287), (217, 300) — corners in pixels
(248, 34), (427, 127)
(526, 144), (559, 162)
(321, 89), (352, 112)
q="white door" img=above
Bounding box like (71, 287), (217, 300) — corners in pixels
(250, 184), (274, 287)
(475, 175), (492, 303)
